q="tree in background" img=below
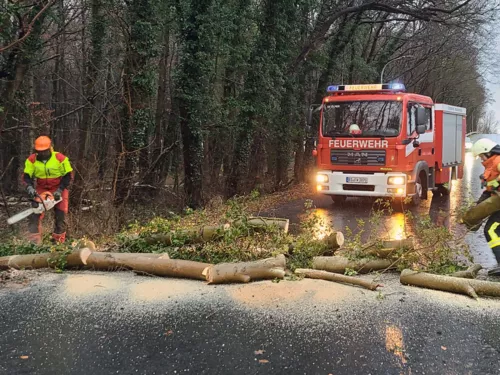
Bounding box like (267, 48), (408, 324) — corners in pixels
(0, 0), (499, 212)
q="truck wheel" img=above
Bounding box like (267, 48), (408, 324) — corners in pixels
(331, 195), (347, 205)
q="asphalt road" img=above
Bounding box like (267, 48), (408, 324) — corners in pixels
(1, 153), (500, 375)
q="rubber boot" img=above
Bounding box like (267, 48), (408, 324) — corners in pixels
(51, 232), (66, 243)
(488, 249), (500, 276)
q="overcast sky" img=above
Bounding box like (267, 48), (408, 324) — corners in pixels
(485, 33), (500, 132)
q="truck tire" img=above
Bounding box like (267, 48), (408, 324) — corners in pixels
(331, 195), (347, 205)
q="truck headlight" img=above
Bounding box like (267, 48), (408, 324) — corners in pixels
(316, 174), (329, 183)
(388, 176), (405, 185)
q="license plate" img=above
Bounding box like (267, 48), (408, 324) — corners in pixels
(346, 177), (368, 184)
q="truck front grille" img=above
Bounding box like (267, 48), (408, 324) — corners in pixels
(331, 149), (386, 166)
(343, 184), (375, 192)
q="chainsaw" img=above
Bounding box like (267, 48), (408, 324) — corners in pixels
(7, 192), (62, 225)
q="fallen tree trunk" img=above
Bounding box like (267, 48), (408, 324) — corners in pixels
(84, 252), (169, 270)
(295, 268), (380, 291)
(451, 264), (483, 279)
(381, 238), (414, 249)
(366, 248), (399, 259)
(313, 256), (393, 274)
(144, 224), (230, 245)
(233, 217), (290, 233)
(400, 269), (500, 299)
(203, 254), (286, 284)
(0, 248), (92, 270)
(85, 252), (208, 280)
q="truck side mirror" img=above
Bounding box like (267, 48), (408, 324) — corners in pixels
(416, 107), (428, 127)
(416, 124), (426, 134)
(307, 104), (321, 126)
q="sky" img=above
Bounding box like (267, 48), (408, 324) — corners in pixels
(486, 82), (500, 129)
(485, 33), (500, 131)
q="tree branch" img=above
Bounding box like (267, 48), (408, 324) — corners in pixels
(0, 0), (55, 53)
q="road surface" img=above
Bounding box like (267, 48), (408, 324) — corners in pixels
(1, 153), (500, 375)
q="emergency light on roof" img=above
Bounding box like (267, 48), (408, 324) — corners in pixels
(326, 83), (406, 93)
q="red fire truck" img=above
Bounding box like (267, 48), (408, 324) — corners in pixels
(310, 83), (466, 205)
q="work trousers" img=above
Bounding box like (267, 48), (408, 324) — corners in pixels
(26, 188), (69, 244)
(483, 210), (500, 264)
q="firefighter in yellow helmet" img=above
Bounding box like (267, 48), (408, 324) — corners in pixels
(23, 136), (73, 244)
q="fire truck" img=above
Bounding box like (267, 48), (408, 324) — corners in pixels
(310, 83), (466, 205)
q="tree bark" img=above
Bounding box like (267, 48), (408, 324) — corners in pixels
(203, 254), (286, 284)
(400, 269), (500, 299)
(313, 256), (393, 274)
(233, 217), (290, 233)
(295, 268), (381, 291)
(84, 252), (169, 270)
(451, 264), (483, 279)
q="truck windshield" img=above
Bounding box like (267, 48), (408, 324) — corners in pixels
(322, 101), (402, 137)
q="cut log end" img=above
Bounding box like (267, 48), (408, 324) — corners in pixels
(325, 232), (344, 249)
(78, 248), (92, 266)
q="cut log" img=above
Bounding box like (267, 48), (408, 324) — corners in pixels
(381, 238), (414, 249)
(233, 217), (290, 233)
(203, 254), (286, 284)
(400, 269), (500, 299)
(144, 224), (230, 245)
(451, 264), (483, 279)
(294, 268), (380, 291)
(313, 256), (393, 274)
(366, 248), (399, 259)
(0, 248), (92, 270)
(85, 252), (208, 280)
(324, 232), (345, 249)
(84, 252), (169, 270)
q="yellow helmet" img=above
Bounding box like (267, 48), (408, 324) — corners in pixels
(472, 138), (497, 157)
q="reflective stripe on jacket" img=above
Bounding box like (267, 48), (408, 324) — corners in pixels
(24, 151), (73, 190)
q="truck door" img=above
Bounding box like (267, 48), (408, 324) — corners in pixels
(406, 103), (434, 167)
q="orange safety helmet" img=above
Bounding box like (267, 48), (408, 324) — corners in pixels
(34, 136), (51, 151)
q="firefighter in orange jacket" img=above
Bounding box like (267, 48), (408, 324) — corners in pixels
(23, 136), (73, 244)
(470, 138), (500, 276)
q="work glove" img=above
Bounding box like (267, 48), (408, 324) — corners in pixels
(480, 174), (486, 189)
(26, 186), (36, 199)
(486, 179), (500, 191)
(53, 189), (62, 201)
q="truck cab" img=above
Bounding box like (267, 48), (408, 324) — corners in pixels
(311, 83), (466, 205)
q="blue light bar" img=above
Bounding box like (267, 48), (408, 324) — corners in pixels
(389, 83), (406, 91)
(326, 83), (406, 93)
